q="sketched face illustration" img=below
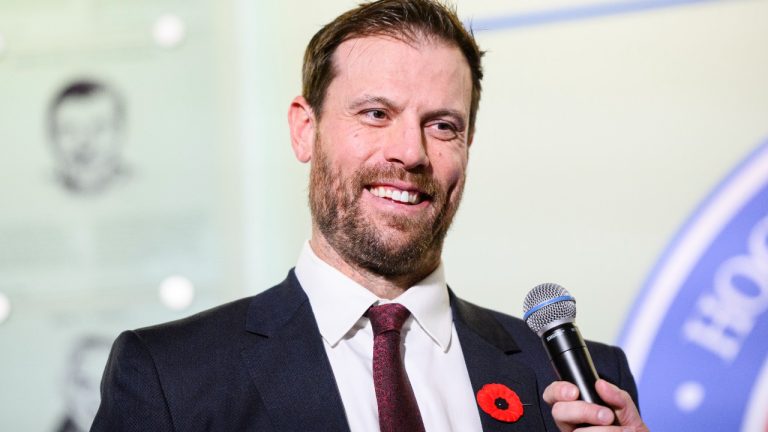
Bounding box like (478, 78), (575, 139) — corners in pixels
(48, 80), (127, 194)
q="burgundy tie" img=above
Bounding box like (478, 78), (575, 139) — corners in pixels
(367, 303), (426, 432)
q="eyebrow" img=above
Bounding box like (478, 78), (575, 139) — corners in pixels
(348, 95), (401, 112)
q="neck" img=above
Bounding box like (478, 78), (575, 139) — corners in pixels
(309, 231), (440, 300)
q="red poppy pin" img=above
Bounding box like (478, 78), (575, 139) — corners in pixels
(476, 383), (524, 423)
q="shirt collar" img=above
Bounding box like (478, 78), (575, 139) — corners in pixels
(294, 241), (453, 351)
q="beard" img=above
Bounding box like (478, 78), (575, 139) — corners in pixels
(309, 137), (464, 278)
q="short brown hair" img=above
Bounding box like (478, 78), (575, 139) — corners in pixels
(302, 0), (484, 134)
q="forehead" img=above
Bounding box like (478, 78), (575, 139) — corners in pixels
(55, 92), (118, 122)
(327, 35), (472, 109)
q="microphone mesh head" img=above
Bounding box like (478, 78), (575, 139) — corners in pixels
(523, 283), (577, 335)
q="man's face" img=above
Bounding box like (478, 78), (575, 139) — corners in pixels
(309, 35), (473, 278)
(52, 91), (121, 170)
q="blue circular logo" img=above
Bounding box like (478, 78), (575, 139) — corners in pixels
(619, 138), (768, 431)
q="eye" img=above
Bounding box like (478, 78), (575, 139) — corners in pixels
(427, 120), (459, 140)
(364, 109), (387, 120)
(435, 122), (455, 131)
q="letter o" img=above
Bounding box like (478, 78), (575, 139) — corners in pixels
(714, 255), (768, 316)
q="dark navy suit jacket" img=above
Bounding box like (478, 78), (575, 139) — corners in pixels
(92, 270), (638, 431)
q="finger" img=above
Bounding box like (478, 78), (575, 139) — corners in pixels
(595, 379), (647, 430)
(543, 381), (580, 405)
(551, 399), (616, 427)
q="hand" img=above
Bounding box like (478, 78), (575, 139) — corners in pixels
(542, 379), (649, 432)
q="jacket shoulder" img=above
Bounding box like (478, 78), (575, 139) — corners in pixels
(132, 272), (301, 359)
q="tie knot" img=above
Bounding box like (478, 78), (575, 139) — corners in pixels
(368, 303), (411, 335)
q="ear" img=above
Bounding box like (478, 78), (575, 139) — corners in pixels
(288, 96), (316, 163)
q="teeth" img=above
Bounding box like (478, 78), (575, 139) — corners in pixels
(369, 186), (422, 204)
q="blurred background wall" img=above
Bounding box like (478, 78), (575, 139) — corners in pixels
(0, 0), (766, 430)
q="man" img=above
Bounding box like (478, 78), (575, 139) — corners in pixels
(93, 1), (648, 431)
(47, 79), (128, 195)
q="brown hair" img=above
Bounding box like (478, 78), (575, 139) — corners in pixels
(302, 0), (484, 135)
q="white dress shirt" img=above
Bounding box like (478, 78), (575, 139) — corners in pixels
(294, 241), (483, 432)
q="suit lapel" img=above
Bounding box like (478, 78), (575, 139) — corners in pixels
(451, 293), (549, 432)
(240, 272), (351, 432)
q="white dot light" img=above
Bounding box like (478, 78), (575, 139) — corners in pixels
(675, 381), (705, 412)
(158, 276), (195, 311)
(0, 292), (10, 324)
(152, 14), (186, 48)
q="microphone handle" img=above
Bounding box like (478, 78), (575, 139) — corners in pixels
(541, 323), (607, 406)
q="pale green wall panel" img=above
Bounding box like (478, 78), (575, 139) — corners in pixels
(1, 0), (766, 430)
(0, 0), (244, 429)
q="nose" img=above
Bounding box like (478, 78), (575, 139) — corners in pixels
(383, 121), (429, 170)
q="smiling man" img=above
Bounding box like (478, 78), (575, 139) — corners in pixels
(290, 34), (470, 300)
(93, 1), (647, 431)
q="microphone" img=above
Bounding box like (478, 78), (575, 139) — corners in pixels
(523, 283), (608, 406)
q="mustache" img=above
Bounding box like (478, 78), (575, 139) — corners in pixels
(353, 164), (440, 198)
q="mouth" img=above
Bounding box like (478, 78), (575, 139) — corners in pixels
(365, 184), (429, 205)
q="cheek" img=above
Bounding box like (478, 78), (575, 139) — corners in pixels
(323, 129), (381, 167)
(318, 141), (366, 179)
(430, 148), (468, 187)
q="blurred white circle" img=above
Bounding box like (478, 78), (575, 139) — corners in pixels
(675, 381), (705, 412)
(158, 276), (194, 311)
(152, 14), (186, 48)
(0, 292), (10, 324)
